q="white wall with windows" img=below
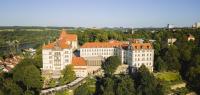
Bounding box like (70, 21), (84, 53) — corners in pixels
(42, 48), (72, 71)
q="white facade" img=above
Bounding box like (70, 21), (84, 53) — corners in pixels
(168, 38), (177, 46)
(127, 47), (154, 72)
(42, 30), (87, 79)
(167, 24), (175, 29)
(67, 40), (78, 50)
(80, 41), (154, 72)
(80, 48), (116, 59)
(42, 48), (72, 71)
(192, 22), (200, 28)
(74, 66), (88, 77)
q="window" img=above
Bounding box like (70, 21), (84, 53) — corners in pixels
(65, 59), (69, 63)
(135, 46), (137, 49)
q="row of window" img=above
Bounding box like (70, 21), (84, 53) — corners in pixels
(81, 48), (114, 52)
(134, 53), (152, 57)
(49, 51), (70, 55)
(133, 50), (153, 52)
(44, 65), (53, 69)
(82, 52), (115, 56)
(134, 57), (152, 61)
(49, 55), (69, 59)
(133, 62), (152, 67)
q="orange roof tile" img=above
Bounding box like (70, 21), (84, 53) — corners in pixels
(81, 40), (124, 48)
(59, 30), (77, 41)
(43, 29), (77, 49)
(131, 43), (152, 49)
(43, 40), (70, 49)
(72, 57), (87, 66)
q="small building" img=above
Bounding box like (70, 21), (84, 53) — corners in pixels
(23, 48), (36, 56)
(167, 24), (175, 29)
(72, 57), (88, 77)
(187, 34), (195, 41)
(168, 38), (177, 46)
(192, 22), (200, 28)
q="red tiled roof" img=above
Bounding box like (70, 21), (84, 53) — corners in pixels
(81, 40), (124, 48)
(43, 30), (77, 49)
(72, 57), (87, 66)
(59, 30), (77, 41)
(43, 40), (70, 49)
(131, 43), (152, 49)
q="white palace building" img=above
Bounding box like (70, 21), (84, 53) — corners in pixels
(42, 30), (87, 79)
(80, 39), (154, 72)
(42, 30), (154, 79)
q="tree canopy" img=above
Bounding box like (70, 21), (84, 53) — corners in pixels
(59, 64), (76, 85)
(13, 58), (43, 94)
(102, 56), (121, 75)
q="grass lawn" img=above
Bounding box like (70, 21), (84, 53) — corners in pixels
(154, 71), (182, 82)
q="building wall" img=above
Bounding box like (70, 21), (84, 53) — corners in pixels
(67, 41), (78, 50)
(80, 48), (116, 59)
(74, 66), (88, 77)
(127, 48), (154, 72)
(80, 44), (154, 72)
(42, 48), (72, 71)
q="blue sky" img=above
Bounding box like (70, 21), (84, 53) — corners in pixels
(0, 0), (200, 27)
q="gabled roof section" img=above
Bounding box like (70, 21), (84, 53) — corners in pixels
(80, 40), (124, 48)
(43, 40), (70, 49)
(72, 57), (87, 66)
(131, 43), (153, 50)
(59, 30), (77, 41)
(43, 29), (77, 49)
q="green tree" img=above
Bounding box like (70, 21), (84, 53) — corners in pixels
(186, 65), (200, 94)
(163, 46), (180, 71)
(115, 75), (136, 95)
(59, 64), (76, 84)
(2, 79), (23, 95)
(75, 84), (93, 95)
(136, 65), (164, 95)
(102, 56), (121, 75)
(75, 78), (96, 95)
(13, 58), (42, 94)
(33, 47), (42, 68)
(101, 77), (115, 95)
(154, 57), (166, 72)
